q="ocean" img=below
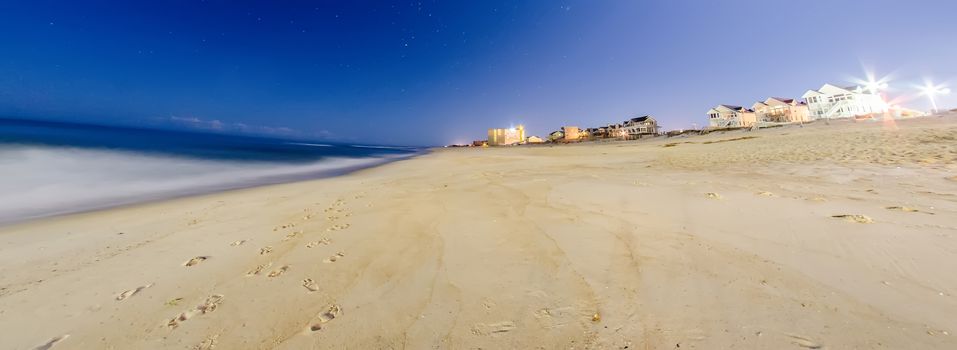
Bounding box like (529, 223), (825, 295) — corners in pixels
(0, 118), (423, 224)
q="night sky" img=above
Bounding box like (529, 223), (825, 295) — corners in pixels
(2, 0), (956, 146)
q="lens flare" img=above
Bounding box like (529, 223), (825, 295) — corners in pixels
(920, 81), (950, 113)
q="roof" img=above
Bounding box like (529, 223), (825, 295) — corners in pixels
(628, 115), (654, 123)
(770, 97), (794, 104)
(804, 83), (877, 98)
(717, 104), (751, 112)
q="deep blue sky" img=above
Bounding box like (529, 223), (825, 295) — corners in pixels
(1, 1), (955, 146)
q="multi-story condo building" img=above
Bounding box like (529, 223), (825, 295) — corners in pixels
(487, 124), (525, 146)
(801, 84), (887, 120)
(707, 105), (757, 128)
(562, 126), (581, 142)
(752, 97), (810, 123)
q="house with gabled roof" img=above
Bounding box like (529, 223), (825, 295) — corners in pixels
(802, 83), (887, 120)
(622, 115), (659, 138)
(752, 97), (809, 123)
(707, 105), (757, 128)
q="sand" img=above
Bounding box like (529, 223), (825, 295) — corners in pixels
(2, 114), (956, 349)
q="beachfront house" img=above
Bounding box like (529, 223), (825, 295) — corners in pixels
(752, 97), (810, 123)
(622, 116), (659, 138)
(584, 127), (606, 139)
(801, 84), (887, 120)
(487, 124), (526, 146)
(707, 105), (757, 128)
(547, 130), (564, 142)
(606, 123), (626, 138)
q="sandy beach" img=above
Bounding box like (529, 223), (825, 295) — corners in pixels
(2, 114), (956, 349)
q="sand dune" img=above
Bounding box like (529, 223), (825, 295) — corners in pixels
(1, 114), (956, 349)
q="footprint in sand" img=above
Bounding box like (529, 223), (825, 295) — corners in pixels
(183, 256), (210, 267)
(787, 334), (823, 349)
(32, 334), (69, 350)
(470, 321), (517, 336)
(756, 191), (775, 197)
(195, 334), (218, 350)
(533, 306), (575, 329)
(115, 283), (154, 301)
(306, 304), (341, 332)
(705, 192), (722, 199)
(326, 224), (350, 232)
(303, 213), (316, 220)
(273, 223), (297, 231)
(246, 262), (272, 276)
(886, 206), (934, 215)
(831, 214), (873, 224)
(268, 265), (290, 278)
(306, 238), (331, 248)
(282, 231), (302, 241)
(167, 294), (224, 329)
(260, 246), (273, 255)
(324, 252), (345, 263)
(230, 240), (248, 246)
(302, 278), (320, 292)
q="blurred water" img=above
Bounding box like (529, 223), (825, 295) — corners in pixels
(0, 118), (422, 224)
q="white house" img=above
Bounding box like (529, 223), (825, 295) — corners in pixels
(801, 84), (887, 120)
(752, 97), (809, 123)
(707, 105), (757, 128)
(622, 116), (659, 138)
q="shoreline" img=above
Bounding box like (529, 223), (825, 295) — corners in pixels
(0, 151), (427, 227)
(1, 115), (955, 349)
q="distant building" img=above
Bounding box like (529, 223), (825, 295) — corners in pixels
(707, 105), (757, 128)
(606, 123), (625, 138)
(562, 126), (581, 142)
(472, 140), (487, 147)
(622, 116), (659, 138)
(547, 130), (564, 142)
(802, 84), (887, 120)
(526, 136), (545, 144)
(487, 124), (525, 146)
(584, 127), (607, 139)
(752, 97), (810, 123)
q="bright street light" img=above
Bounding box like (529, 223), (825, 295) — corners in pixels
(920, 82), (951, 113)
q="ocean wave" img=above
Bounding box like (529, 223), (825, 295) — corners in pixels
(0, 145), (413, 224)
(349, 144), (418, 150)
(286, 142), (333, 147)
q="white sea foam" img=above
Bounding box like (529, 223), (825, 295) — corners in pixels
(0, 145), (410, 224)
(286, 142), (333, 147)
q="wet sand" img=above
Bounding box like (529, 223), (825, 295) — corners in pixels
(2, 113), (956, 349)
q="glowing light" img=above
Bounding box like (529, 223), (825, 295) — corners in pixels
(854, 68), (892, 94)
(865, 80), (889, 94)
(920, 81), (951, 113)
